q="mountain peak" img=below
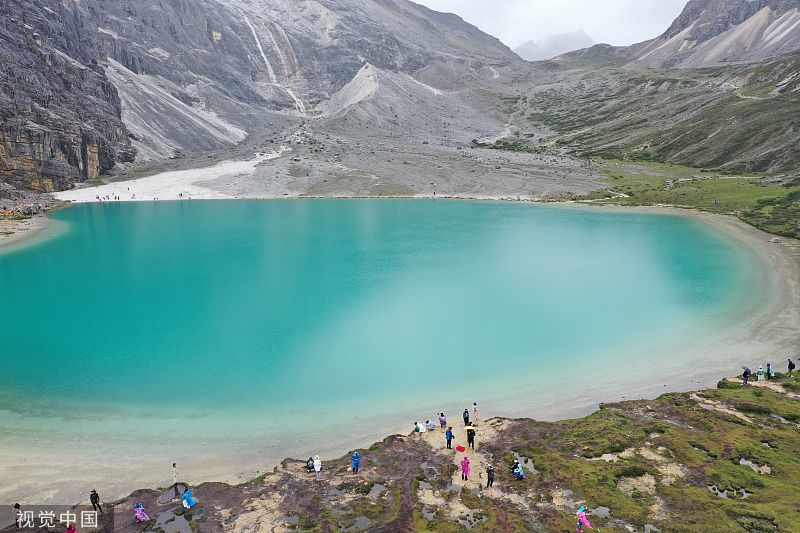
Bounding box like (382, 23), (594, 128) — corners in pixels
(664, 0), (799, 43)
(514, 30), (594, 61)
(628, 0), (800, 68)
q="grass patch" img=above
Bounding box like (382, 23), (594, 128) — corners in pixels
(471, 137), (541, 153)
(579, 160), (799, 237)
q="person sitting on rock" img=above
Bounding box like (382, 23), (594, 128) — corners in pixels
(182, 488), (198, 509)
(134, 503), (149, 522)
(513, 462), (525, 480)
(576, 505), (593, 531)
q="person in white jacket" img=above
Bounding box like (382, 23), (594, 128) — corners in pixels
(313, 455), (322, 480)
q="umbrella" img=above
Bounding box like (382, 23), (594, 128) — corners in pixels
(464, 426), (476, 431)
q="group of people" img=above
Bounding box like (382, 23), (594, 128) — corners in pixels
(510, 459), (526, 480)
(131, 463), (198, 524)
(742, 358), (795, 385)
(304, 450), (361, 480)
(415, 403), (480, 438)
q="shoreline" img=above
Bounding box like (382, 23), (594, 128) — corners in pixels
(2, 197), (798, 506)
(6, 374), (797, 531)
(0, 214), (51, 251)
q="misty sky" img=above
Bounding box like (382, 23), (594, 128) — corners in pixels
(414, 0), (689, 48)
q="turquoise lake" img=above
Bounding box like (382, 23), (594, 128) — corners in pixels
(1, 200), (752, 414)
(0, 199), (760, 500)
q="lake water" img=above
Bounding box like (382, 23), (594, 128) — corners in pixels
(0, 200), (757, 501)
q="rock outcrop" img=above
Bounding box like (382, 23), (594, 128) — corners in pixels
(627, 0), (800, 68)
(0, 0), (134, 193)
(1, 0), (521, 192)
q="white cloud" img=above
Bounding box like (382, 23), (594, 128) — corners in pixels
(414, 0), (688, 48)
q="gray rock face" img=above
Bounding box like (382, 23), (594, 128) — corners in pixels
(1, 0), (521, 191)
(2, 0), (798, 194)
(627, 0), (800, 68)
(662, 0), (797, 42)
(0, 0), (133, 192)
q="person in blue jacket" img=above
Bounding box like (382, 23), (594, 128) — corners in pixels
(351, 451), (361, 474)
(445, 426), (454, 449)
(182, 488), (197, 509)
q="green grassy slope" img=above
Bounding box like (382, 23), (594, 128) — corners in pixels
(524, 53), (800, 177)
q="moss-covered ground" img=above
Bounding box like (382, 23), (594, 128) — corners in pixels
(16, 373), (800, 532)
(579, 160), (799, 238)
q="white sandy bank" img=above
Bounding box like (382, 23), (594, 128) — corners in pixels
(55, 149), (288, 203)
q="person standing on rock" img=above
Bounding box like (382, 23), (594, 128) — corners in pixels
(445, 426), (455, 449)
(12, 503), (22, 529)
(466, 427), (476, 450)
(172, 462), (180, 498)
(486, 465), (495, 488)
(742, 367), (751, 385)
(439, 413), (447, 429)
(351, 451), (361, 474)
(463, 408), (470, 426)
(789, 358), (796, 375)
(314, 455), (322, 480)
(472, 402), (480, 425)
(460, 456), (471, 481)
(90, 489), (103, 513)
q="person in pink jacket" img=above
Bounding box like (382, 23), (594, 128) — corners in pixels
(576, 505), (593, 531)
(134, 503), (149, 522)
(460, 456), (471, 481)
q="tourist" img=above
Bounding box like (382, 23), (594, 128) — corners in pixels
(134, 503), (149, 522)
(306, 457), (315, 473)
(460, 456), (471, 481)
(314, 455), (322, 480)
(351, 451), (361, 474)
(182, 488), (197, 509)
(439, 413), (447, 429)
(414, 421), (426, 433)
(789, 358), (796, 375)
(486, 465), (495, 488)
(472, 402), (480, 425)
(742, 367), (751, 385)
(766, 363), (774, 380)
(467, 427), (476, 449)
(172, 462), (180, 498)
(576, 505), (593, 531)
(426, 419), (436, 431)
(90, 489), (103, 513)
(445, 426), (454, 449)
(463, 408), (470, 426)
(12, 503), (21, 529)
(757, 366), (765, 381)
(513, 462), (525, 480)
(510, 459), (519, 474)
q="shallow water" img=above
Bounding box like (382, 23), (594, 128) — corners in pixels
(0, 199), (756, 501)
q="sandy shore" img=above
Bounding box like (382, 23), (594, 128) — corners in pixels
(0, 214), (51, 251)
(54, 149), (289, 204)
(2, 193), (798, 507)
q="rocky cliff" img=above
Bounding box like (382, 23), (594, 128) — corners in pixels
(0, 0), (520, 193)
(0, 0), (134, 193)
(627, 0), (800, 68)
